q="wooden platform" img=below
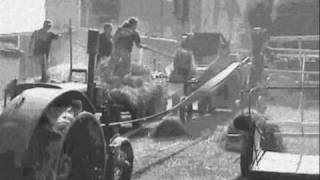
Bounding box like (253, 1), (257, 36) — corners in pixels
(252, 151), (319, 175)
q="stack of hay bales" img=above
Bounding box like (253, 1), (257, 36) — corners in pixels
(100, 62), (151, 85)
(106, 80), (166, 118)
(150, 116), (190, 138)
(122, 75), (144, 88)
(102, 64), (167, 126)
(131, 63), (151, 76)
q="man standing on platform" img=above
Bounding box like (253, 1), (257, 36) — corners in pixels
(97, 23), (113, 67)
(110, 17), (147, 78)
(29, 20), (59, 82)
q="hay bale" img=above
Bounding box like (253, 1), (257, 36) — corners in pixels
(107, 86), (141, 119)
(122, 75), (144, 88)
(105, 81), (166, 122)
(131, 64), (151, 76)
(104, 76), (123, 89)
(100, 63), (150, 88)
(150, 117), (190, 138)
(139, 82), (166, 115)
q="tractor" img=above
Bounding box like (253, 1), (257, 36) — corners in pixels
(0, 30), (134, 180)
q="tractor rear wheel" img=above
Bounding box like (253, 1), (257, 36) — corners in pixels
(58, 112), (106, 180)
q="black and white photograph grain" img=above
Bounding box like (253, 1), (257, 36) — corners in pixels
(0, 0), (319, 180)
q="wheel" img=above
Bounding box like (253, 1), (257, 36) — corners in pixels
(108, 137), (134, 180)
(179, 97), (193, 122)
(24, 124), (63, 180)
(58, 112), (106, 180)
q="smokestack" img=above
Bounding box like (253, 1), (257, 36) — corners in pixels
(87, 29), (99, 101)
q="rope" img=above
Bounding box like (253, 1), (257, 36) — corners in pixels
(144, 46), (175, 59)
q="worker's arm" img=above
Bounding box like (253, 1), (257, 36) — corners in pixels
(51, 32), (60, 40)
(133, 31), (148, 49)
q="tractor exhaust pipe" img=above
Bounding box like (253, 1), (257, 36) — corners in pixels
(86, 29), (99, 101)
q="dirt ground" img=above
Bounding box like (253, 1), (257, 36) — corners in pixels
(131, 129), (241, 180)
(130, 103), (319, 180)
(130, 112), (242, 180)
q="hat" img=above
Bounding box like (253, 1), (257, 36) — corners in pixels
(128, 17), (138, 25)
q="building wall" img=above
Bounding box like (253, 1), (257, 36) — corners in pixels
(45, 0), (81, 30)
(117, 0), (253, 50)
(119, 0), (195, 38)
(41, 0), (88, 69)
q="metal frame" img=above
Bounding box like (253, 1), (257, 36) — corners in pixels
(242, 84), (319, 179)
(265, 35), (319, 135)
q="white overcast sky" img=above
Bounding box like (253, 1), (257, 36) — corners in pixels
(0, 0), (45, 34)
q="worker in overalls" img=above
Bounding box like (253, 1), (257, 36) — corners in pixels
(168, 45), (196, 116)
(109, 17), (147, 78)
(29, 20), (59, 82)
